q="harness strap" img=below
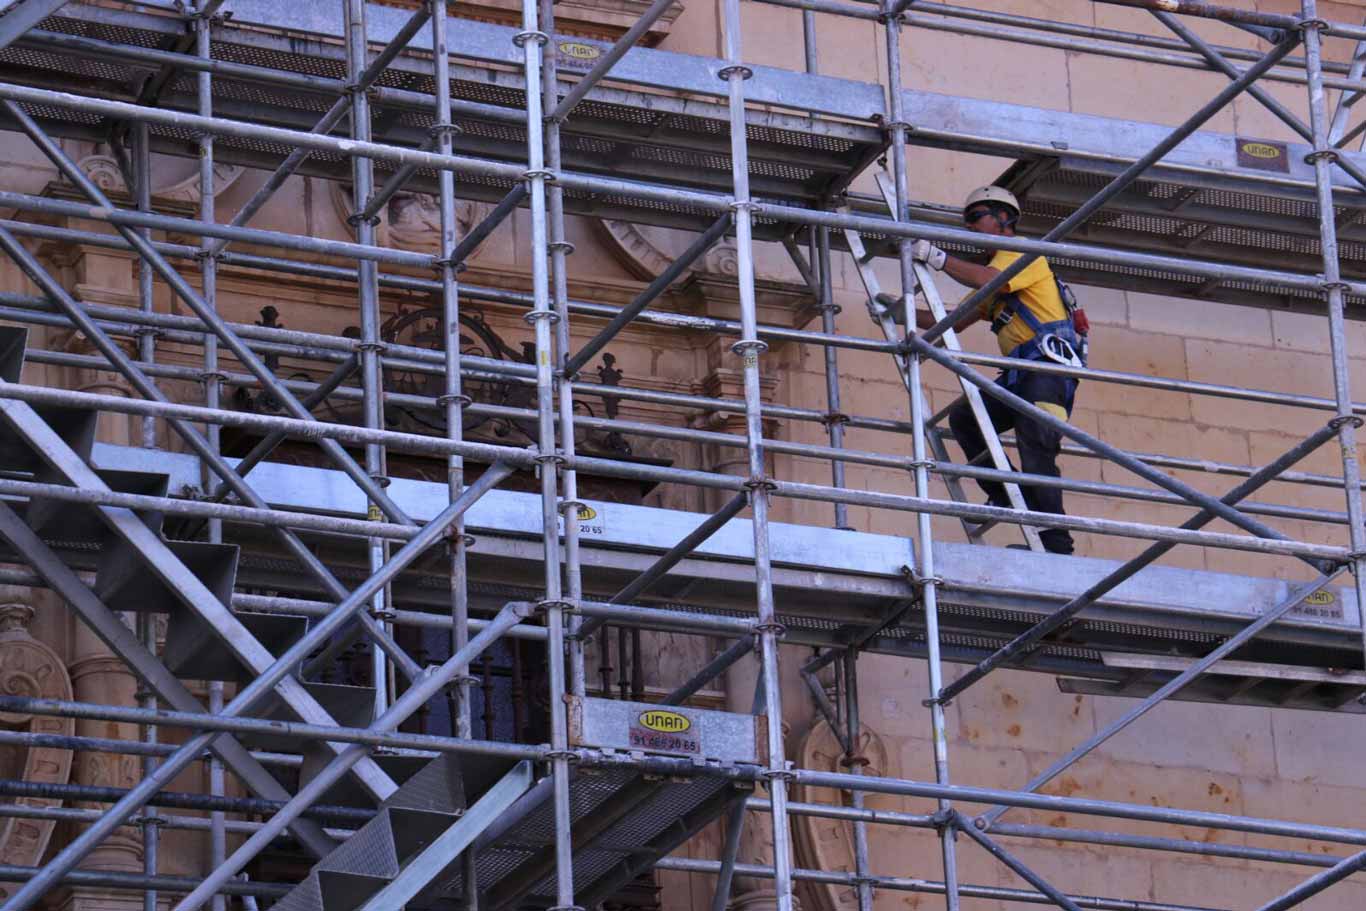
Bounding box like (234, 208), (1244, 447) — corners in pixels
(991, 292), (1071, 340)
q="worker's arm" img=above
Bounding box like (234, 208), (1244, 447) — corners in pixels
(904, 240), (987, 333)
(940, 257), (1000, 292)
(915, 306), (980, 334)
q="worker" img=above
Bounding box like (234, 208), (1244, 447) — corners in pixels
(908, 186), (1081, 555)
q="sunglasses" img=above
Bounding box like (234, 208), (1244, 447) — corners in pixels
(964, 208), (995, 225)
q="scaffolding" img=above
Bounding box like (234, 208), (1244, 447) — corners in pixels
(1, 0), (1366, 909)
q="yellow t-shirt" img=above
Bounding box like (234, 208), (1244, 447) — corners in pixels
(976, 250), (1067, 355)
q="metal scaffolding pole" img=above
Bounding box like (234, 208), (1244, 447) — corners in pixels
(882, 3), (960, 906)
(512, 0), (578, 904)
(841, 652), (874, 911)
(719, 0), (795, 903)
(429, 29), (479, 905)
(816, 226), (849, 529)
(540, 0), (588, 709)
(1301, 0), (1366, 671)
(192, 8), (226, 905)
(343, 0), (394, 720)
(657, 856), (1222, 911)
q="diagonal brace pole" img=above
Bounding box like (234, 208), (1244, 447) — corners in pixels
(565, 213), (732, 376)
(182, 353), (359, 538)
(1254, 842), (1366, 911)
(3, 100), (415, 528)
(1154, 11), (1366, 194)
(205, 2), (433, 257)
(951, 811), (1083, 911)
(0, 502), (337, 859)
(908, 333), (1336, 576)
(920, 32), (1301, 344)
(0, 461), (517, 911)
(171, 601), (534, 911)
(448, 184), (528, 269)
(979, 568), (1342, 830)
(0, 233), (419, 684)
(547, 0), (678, 122)
(575, 488), (748, 640)
(358, 137), (438, 225)
(1328, 24), (1366, 145)
(937, 419), (1341, 705)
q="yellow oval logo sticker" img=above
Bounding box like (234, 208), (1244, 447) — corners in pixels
(559, 41), (601, 61)
(1241, 142), (1281, 159)
(638, 710), (691, 733)
(577, 505), (597, 521)
(1305, 589), (1336, 605)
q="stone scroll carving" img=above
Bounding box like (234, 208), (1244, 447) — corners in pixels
(329, 182), (493, 258)
(598, 219), (739, 281)
(0, 603), (74, 900)
(792, 718), (895, 911)
(77, 154), (243, 204)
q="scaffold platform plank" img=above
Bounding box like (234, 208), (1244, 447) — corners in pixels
(90, 444), (1366, 709)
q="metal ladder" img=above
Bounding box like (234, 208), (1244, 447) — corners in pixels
(838, 170), (1043, 551)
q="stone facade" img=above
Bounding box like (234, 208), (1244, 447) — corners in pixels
(3, 1), (1364, 910)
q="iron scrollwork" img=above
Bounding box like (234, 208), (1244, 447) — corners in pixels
(379, 305), (633, 456)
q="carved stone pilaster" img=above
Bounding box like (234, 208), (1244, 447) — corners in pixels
(66, 645), (142, 873)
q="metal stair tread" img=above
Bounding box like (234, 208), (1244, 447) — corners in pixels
(162, 608), (309, 682)
(24, 466), (169, 542)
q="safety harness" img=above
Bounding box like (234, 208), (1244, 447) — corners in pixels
(989, 277), (1089, 395)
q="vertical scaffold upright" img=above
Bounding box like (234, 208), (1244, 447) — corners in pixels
(5, 2), (1366, 911)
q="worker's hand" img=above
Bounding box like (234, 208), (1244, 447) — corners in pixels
(911, 239), (947, 271)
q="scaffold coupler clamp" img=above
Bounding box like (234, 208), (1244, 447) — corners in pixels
(763, 760), (797, 785)
(444, 525), (477, 554)
(751, 619), (786, 642)
(839, 750), (871, 771)
(535, 597), (577, 617)
(1329, 414), (1364, 431)
(512, 29), (549, 47)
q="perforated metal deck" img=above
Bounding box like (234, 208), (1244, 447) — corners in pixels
(1000, 155), (1366, 315)
(0, 2), (883, 232)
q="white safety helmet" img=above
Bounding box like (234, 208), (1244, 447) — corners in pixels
(963, 185), (1021, 217)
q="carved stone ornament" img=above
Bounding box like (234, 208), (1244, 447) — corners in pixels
(329, 182), (493, 257)
(75, 154), (243, 204)
(792, 718), (896, 911)
(0, 603), (74, 900)
(598, 219), (741, 281)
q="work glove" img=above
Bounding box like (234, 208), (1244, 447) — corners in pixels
(911, 239), (947, 271)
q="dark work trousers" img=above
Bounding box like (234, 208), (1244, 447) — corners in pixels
(947, 370), (1077, 555)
